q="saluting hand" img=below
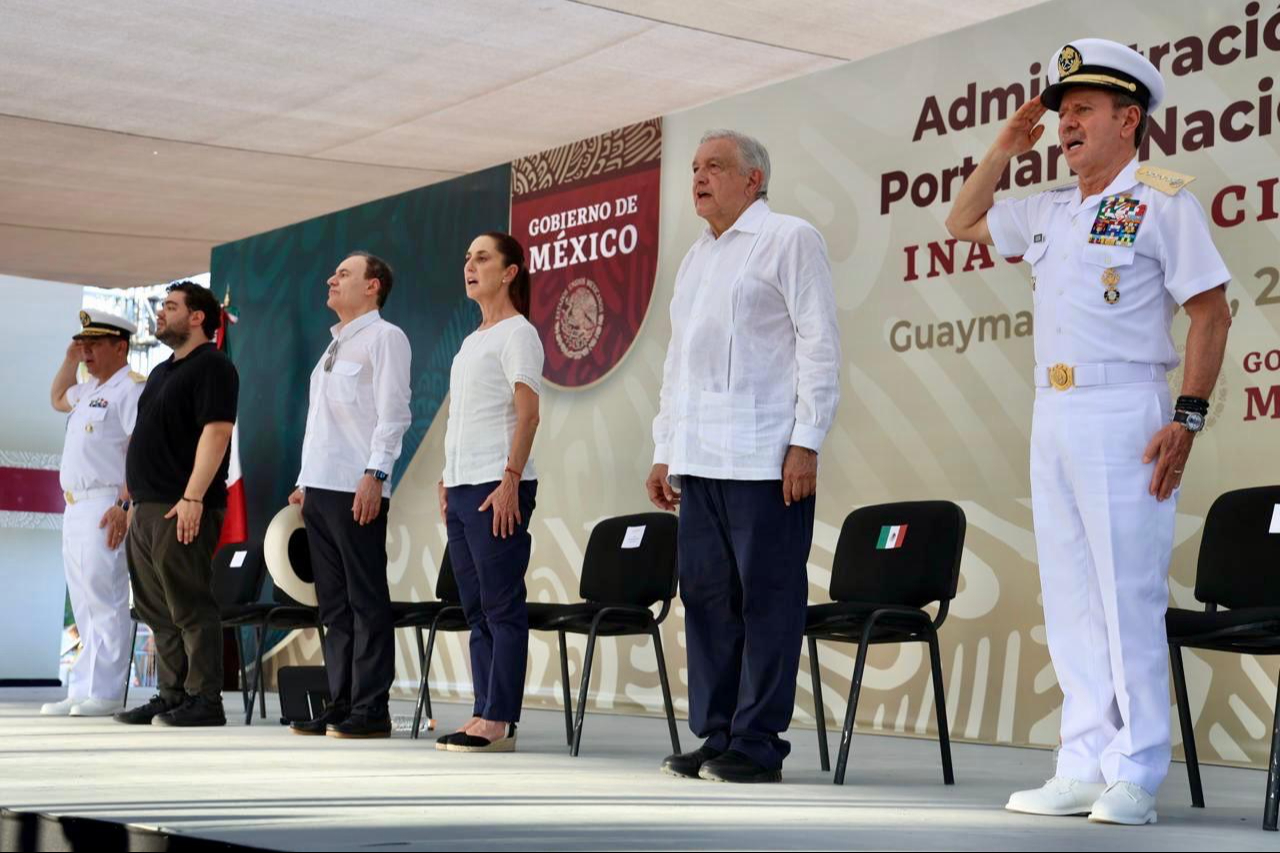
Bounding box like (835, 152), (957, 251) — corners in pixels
(995, 96), (1048, 157)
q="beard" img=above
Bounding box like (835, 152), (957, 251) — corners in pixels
(156, 325), (190, 348)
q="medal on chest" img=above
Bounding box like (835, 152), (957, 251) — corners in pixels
(1101, 267), (1120, 304)
(1089, 194), (1147, 247)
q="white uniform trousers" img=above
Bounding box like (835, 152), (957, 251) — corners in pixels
(1030, 380), (1175, 794)
(62, 494), (132, 701)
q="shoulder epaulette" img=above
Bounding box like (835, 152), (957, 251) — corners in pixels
(1136, 165), (1195, 196)
(129, 370), (146, 383)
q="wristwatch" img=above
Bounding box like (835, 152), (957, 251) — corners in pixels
(364, 468), (388, 482)
(1173, 410), (1205, 433)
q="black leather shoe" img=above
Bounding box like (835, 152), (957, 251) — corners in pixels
(290, 705), (350, 736)
(153, 695), (227, 728)
(697, 749), (782, 783)
(326, 712), (392, 739)
(661, 745), (724, 779)
(113, 694), (181, 725)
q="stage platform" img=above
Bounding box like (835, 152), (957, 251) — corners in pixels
(1, 687), (1273, 850)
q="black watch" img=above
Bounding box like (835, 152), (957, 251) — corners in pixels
(1173, 410), (1205, 433)
(364, 468), (388, 482)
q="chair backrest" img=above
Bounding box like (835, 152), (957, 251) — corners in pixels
(435, 546), (461, 604)
(211, 540), (267, 608)
(1194, 485), (1280, 609)
(271, 526), (315, 607)
(829, 501), (966, 607)
(580, 513), (679, 606)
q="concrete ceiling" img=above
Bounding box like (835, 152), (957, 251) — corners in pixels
(0, 0), (1043, 288)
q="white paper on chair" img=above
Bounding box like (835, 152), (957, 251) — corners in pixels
(230, 550), (248, 567)
(622, 526), (646, 549)
(1270, 504), (1280, 534)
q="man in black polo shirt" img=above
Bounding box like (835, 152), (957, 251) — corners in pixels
(115, 281), (238, 728)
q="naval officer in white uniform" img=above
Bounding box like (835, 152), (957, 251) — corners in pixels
(946, 39), (1232, 825)
(43, 309), (144, 717)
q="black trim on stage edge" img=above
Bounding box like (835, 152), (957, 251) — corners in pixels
(1, 809), (276, 852)
(0, 680), (61, 688)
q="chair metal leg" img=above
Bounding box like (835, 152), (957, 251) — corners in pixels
(123, 619), (138, 708)
(1169, 644), (1204, 808)
(235, 627), (250, 715)
(809, 635), (830, 772)
(258, 630), (268, 720)
(558, 630), (573, 746)
(834, 623), (875, 785)
(571, 626), (601, 757)
(246, 624), (264, 726)
(411, 625), (439, 740)
(1264, 671), (1279, 831)
(650, 623), (681, 755)
(926, 625), (954, 785)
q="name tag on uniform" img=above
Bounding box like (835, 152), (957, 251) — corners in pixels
(1089, 194), (1147, 247)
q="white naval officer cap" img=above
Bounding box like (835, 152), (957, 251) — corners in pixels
(73, 308), (136, 340)
(1041, 39), (1165, 113)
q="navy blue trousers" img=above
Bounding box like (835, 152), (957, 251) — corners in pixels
(302, 487), (394, 717)
(446, 480), (537, 722)
(678, 476), (814, 770)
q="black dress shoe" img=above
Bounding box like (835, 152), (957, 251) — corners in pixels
(290, 705), (350, 736)
(326, 712), (392, 739)
(153, 695), (227, 728)
(661, 745), (724, 779)
(697, 749), (782, 783)
(113, 694), (182, 725)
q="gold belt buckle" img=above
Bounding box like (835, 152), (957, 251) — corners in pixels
(1048, 363), (1075, 391)
(64, 490), (75, 505)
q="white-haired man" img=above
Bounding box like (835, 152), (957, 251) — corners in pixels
(647, 129), (841, 783)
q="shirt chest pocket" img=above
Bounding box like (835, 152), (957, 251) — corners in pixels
(1079, 243), (1137, 272)
(73, 406), (108, 433)
(325, 359), (363, 404)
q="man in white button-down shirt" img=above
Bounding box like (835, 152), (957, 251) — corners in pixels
(947, 40), (1231, 825)
(647, 130), (841, 783)
(287, 251), (412, 739)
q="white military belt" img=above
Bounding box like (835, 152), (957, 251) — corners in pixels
(1033, 362), (1164, 392)
(64, 486), (120, 505)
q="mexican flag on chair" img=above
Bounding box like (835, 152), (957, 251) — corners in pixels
(876, 524), (908, 550)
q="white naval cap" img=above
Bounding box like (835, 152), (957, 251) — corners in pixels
(74, 308), (136, 340)
(1041, 39), (1165, 113)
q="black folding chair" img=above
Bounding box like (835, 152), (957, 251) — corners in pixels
(124, 541), (269, 714)
(1166, 485), (1280, 831)
(398, 547), (468, 739)
(806, 501), (965, 785)
(526, 513), (680, 757)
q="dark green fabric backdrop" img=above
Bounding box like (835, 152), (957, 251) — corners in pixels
(210, 166), (510, 541)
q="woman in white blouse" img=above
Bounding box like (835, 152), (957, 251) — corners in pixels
(434, 232), (544, 753)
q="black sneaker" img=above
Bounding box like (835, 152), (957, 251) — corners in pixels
(152, 695), (227, 728)
(290, 705), (350, 736)
(326, 711), (392, 739)
(113, 694), (181, 725)
(661, 745), (723, 779)
(697, 749), (782, 783)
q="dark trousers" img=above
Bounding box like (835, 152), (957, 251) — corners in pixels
(302, 488), (394, 717)
(446, 481), (537, 722)
(678, 476), (814, 770)
(127, 501), (226, 703)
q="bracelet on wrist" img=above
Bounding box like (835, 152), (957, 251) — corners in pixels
(182, 496), (202, 504)
(504, 466), (522, 480)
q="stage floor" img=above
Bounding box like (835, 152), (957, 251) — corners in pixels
(1, 687), (1273, 851)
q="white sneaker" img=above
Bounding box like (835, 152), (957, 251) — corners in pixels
(39, 697), (77, 716)
(1088, 781), (1158, 825)
(1006, 776), (1107, 816)
(70, 697), (125, 717)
